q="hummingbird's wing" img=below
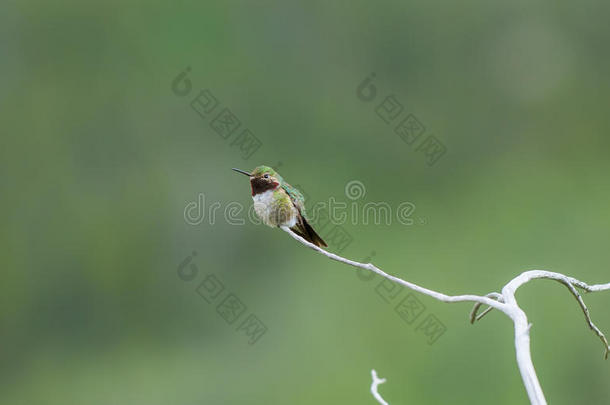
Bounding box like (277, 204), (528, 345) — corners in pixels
(282, 182), (327, 248)
(281, 182), (306, 213)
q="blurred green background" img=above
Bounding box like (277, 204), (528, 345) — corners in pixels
(2, 1), (610, 404)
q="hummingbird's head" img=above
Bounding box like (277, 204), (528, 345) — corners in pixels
(232, 165), (282, 196)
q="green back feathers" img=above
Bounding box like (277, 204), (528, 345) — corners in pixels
(282, 183), (305, 208)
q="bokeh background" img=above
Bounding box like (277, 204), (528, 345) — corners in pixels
(3, 1), (610, 404)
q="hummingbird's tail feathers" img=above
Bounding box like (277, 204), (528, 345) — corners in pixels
(292, 217), (327, 248)
(289, 226), (309, 242)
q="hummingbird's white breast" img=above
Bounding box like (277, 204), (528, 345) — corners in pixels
(252, 189), (297, 228)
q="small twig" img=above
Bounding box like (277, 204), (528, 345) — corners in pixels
(551, 277), (610, 359)
(370, 369), (388, 405)
(470, 292), (503, 324)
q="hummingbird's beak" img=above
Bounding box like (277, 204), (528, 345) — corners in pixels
(232, 168), (251, 177)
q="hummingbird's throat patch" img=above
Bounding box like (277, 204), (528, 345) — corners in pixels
(250, 178), (279, 196)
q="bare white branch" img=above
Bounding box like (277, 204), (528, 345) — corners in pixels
(370, 369), (388, 405)
(280, 227), (505, 311)
(281, 226), (610, 405)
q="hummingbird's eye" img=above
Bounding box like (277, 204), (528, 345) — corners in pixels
(264, 174), (270, 179)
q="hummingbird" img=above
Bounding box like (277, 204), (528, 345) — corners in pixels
(232, 166), (327, 247)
